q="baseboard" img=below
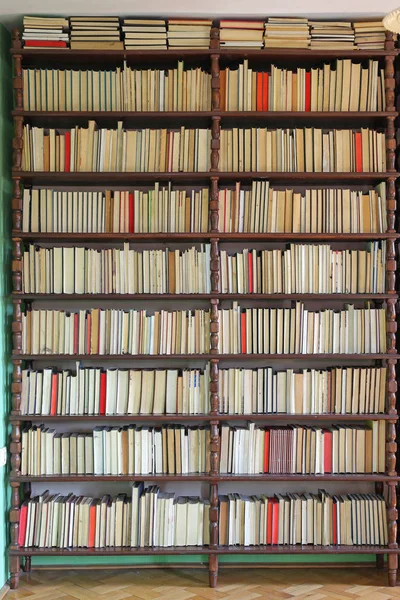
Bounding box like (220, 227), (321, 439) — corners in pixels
(33, 562), (378, 571)
(0, 584), (9, 600)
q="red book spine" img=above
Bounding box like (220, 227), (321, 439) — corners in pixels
(248, 252), (253, 294)
(264, 429), (270, 473)
(86, 313), (91, 355)
(305, 72), (311, 112)
(262, 73), (269, 111)
(129, 193), (134, 233)
(241, 312), (246, 354)
(64, 131), (71, 173)
(323, 430), (333, 473)
(50, 373), (58, 416)
(73, 314), (79, 355)
(24, 40), (67, 47)
(271, 499), (279, 545)
(88, 503), (96, 548)
(99, 372), (107, 415)
(257, 72), (263, 111)
(355, 132), (363, 172)
(267, 498), (273, 544)
(333, 499), (338, 545)
(18, 503), (28, 546)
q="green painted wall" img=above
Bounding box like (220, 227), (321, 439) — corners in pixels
(0, 21), (376, 577)
(0, 23), (12, 588)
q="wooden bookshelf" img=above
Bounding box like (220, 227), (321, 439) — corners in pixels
(8, 22), (399, 591)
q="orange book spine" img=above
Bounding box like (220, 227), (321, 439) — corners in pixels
(88, 503), (96, 548)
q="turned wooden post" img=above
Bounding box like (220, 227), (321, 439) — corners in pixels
(209, 358), (219, 416)
(9, 415), (21, 589)
(208, 483), (219, 588)
(210, 177), (219, 233)
(210, 299), (219, 355)
(11, 359), (22, 416)
(12, 239), (23, 293)
(211, 54), (220, 112)
(12, 300), (22, 355)
(12, 179), (23, 233)
(387, 482), (398, 585)
(210, 117), (220, 173)
(210, 239), (219, 293)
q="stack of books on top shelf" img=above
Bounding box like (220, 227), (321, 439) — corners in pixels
(353, 21), (386, 49)
(122, 19), (167, 49)
(69, 16), (123, 50)
(22, 16), (69, 48)
(219, 20), (264, 48)
(263, 17), (310, 48)
(167, 19), (212, 48)
(309, 21), (355, 49)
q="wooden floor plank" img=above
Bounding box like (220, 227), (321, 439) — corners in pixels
(5, 568), (399, 600)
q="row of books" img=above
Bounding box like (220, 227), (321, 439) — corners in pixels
(219, 491), (387, 546)
(219, 128), (386, 173)
(219, 243), (386, 294)
(22, 124), (211, 173)
(22, 244), (212, 295)
(21, 183), (387, 235)
(220, 59), (385, 112)
(22, 58), (386, 114)
(21, 365), (210, 416)
(19, 485), (210, 548)
(219, 366), (386, 415)
(21, 425), (211, 476)
(218, 303), (386, 355)
(21, 304), (386, 356)
(21, 421), (385, 476)
(18, 487), (387, 548)
(22, 187), (210, 234)
(20, 365), (385, 417)
(218, 183), (387, 234)
(22, 17), (213, 50)
(21, 308), (210, 356)
(23, 62), (212, 112)
(21, 242), (386, 296)
(220, 422), (386, 474)
(22, 16), (385, 50)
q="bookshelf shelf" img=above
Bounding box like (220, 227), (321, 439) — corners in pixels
(12, 353), (398, 361)
(12, 293), (398, 301)
(8, 24), (399, 591)
(12, 171), (399, 185)
(10, 413), (398, 422)
(14, 232), (400, 242)
(9, 545), (400, 557)
(10, 474), (400, 483)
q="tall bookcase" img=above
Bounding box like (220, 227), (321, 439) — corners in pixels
(8, 22), (400, 590)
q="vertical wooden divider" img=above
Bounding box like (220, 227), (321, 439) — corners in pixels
(383, 31), (398, 585)
(209, 38), (220, 587)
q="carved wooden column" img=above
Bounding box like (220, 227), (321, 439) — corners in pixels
(375, 481), (385, 570)
(12, 29), (23, 111)
(12, 119), (23, 173)
(12, 300), (22, 355)
(12, 239), (22, 293)
(210, 177), (219, 234)
(210, 299), (219, 355)
(11, 360), (22, 416)
(386, 179), (396, 233)
(211, 54), (220, 112)
(9, 413), (21, 589)
(12, 179), (23, 233)
(210, 239), (219, 294)
(387, 481), (398, 586)
(210, 117), (220, 173)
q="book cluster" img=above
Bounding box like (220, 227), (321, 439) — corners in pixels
(20, 366), (210, 416)
(219, 242), (386, 294)
(22, 244), (212, 294)
(219, 491), (387, 546)
(218, 183), (387, 234)
(219, 59), (385, 112)
(21, 16), (386, 51)
(23, 62), (212, 111)
(22, 124), (211, 172)
(218, 367), (386, 415)
(22, 16), (69, 49)
(19, 485), (210, 548)
(69, 16), (122, 50)
(220, 421), (386, 474)
(219, 128), (386, 173)
(21, 308), (211, 355)
(22, 187), (210, 234)
(21, 425), (211, 476)
(218, 303), (386, 354)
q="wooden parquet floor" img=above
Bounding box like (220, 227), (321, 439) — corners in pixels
(5, 567), (400, 600)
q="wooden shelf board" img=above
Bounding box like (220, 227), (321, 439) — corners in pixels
(10, 413), (397, 422)
(12, 293), (397, 301)
(12, 172), (399, 185)
(9, 545), (399, 556)
(11, 47), (399, 59)
(12, 354), (398, 361)
(10, 474), (400, 483)
(13, 233), (400, 242)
